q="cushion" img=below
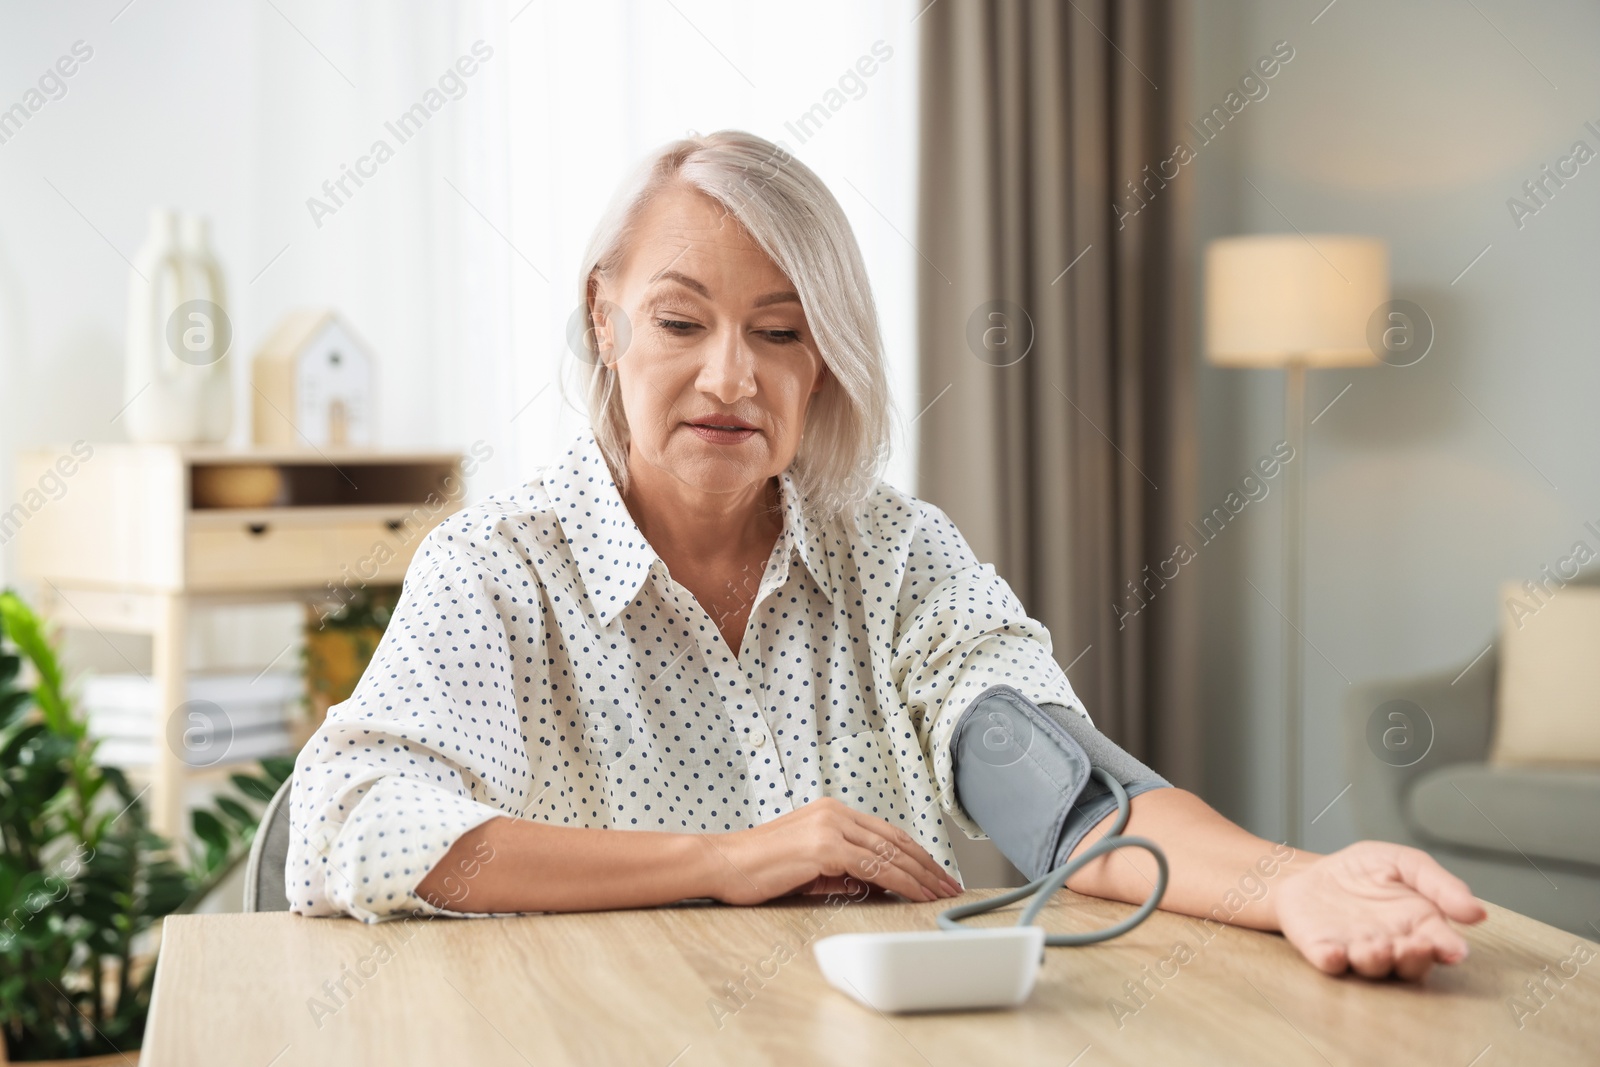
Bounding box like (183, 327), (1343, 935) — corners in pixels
(1489, 581), (1600, 766)
(1407, 763), (1600, 867)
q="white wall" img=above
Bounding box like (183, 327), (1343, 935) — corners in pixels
(0, 0), (506, 668)
(0, 0), (503, 566)
(0, 1), (264, 560)
(0, 1), (921, 672)
(1187, 0), (1600, 848)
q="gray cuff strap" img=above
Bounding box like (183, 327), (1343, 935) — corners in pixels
(951, 683), (1172, 881)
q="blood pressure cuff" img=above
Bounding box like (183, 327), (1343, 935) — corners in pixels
(950, 683), (1172, 882)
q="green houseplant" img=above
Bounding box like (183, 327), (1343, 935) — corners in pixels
(0, 590), (291, 1063)
(302, 583), (398, 738)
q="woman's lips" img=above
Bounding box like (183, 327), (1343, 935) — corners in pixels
(687, 423), (758, 444)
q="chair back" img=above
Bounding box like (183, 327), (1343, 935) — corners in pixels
(243, 777), (294, 912)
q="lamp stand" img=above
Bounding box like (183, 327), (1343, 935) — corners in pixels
(1283, 359), (1306, 847)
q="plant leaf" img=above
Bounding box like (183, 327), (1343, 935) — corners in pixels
(230, 774), (277, 803)
(191, 809), (228, 853)
(260, 755), (296, 785)
(214, 796), (254, 827)
(0, 591), (70, 732)
(0, 687), (32, 729)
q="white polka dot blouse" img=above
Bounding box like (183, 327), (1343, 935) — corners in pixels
(286, 426), (1083, 922)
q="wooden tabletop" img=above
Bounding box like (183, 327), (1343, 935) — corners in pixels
(143, 889), (1598, 1066)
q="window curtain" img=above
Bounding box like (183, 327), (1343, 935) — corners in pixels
(916, 0), (1199, 786)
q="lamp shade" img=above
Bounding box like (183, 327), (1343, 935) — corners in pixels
(1204, 234), (1389, 367)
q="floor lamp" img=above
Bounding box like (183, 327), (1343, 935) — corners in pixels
(1203, 234), (1389, 846)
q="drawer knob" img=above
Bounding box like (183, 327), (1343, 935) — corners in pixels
(385, 518), (405, 532)
(246, 523), (269, 536)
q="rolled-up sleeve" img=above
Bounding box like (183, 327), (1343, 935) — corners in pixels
(889, 501), (1080, 841)
(286, 517), (540, 922)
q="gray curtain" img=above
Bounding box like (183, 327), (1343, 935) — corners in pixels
(917, 0), (1198, 788)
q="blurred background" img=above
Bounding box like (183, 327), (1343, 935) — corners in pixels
(2, 0), (1596, 943)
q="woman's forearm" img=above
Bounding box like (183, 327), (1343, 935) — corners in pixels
(1062, 787), (1321, 931)
(413, 793), (962, 915)
(416, 815), (724, 913)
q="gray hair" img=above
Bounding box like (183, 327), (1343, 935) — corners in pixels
(567, 129), (896, 520)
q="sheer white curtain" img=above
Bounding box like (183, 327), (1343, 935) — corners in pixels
(497, 0), (923, 496)
(244, 1), (512, 491)
(0, 0), (920, 579)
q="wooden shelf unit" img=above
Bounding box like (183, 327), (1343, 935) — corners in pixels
(12, 443), (465, 844)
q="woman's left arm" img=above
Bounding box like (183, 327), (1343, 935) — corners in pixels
(1062, 787), (1488, 981)
(882, 499), (1486, 981)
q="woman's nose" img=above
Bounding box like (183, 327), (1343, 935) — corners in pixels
(696, 327), (757, 402)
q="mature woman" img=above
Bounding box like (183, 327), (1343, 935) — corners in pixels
(287, 130), (1485, 982)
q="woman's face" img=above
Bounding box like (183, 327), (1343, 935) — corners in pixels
(590, 183), (828, 497)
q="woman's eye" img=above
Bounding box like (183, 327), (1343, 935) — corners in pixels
(650, 315), (799, 344)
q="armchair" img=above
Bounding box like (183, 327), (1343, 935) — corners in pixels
(1343, 647), (1600, 936)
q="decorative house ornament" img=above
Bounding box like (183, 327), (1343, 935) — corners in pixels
(251, 308), (374, 447)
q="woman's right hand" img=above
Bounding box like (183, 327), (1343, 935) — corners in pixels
(700, 797), (964, 906)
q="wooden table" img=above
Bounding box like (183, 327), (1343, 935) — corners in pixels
(142, 889), (1598, 1066)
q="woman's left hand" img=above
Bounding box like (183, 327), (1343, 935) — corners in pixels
(1273, 840), (1488, 981)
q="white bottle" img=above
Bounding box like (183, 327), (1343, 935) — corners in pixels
(177, 213), (232, 443)
(121, 209), (233, 443)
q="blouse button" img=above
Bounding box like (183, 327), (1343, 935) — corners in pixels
(754, 733), (768, 748)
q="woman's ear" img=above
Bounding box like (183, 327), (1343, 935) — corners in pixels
(586, 274), (617, 365)
(590, 307), (612, 363)
(811, 355), (830, 394)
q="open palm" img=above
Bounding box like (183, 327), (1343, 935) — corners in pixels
(1274, 840), (1488, 981)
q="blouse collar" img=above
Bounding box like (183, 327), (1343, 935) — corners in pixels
(548, 426), (835, 628)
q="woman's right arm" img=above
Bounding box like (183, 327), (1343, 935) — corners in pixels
(417, 795), (962, 913)
(286, 517), (535, 922)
